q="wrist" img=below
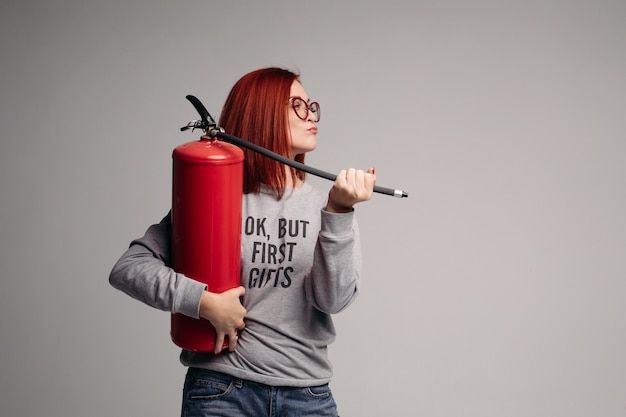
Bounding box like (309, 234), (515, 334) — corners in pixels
(199, 290), (216, 320)
(325, 201), (354, 213)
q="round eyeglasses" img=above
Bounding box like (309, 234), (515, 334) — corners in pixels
(289, 96), (320, 122)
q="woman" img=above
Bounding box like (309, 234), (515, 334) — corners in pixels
(109, 67), (375, 417)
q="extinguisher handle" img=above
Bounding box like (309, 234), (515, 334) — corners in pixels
(182, 95), (217, 131)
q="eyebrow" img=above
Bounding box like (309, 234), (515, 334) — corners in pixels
(289, 96), (311, 103)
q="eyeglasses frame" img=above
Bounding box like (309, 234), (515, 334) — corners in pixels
(289, 96), (320, 122)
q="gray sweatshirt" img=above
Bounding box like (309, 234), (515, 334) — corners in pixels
(109, 182), (361, 387)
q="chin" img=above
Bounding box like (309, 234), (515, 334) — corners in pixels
(293, 142), (317, 155)
(299, 146), (317, 155)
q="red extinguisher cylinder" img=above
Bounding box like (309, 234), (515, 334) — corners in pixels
(171, 136), (244, 352)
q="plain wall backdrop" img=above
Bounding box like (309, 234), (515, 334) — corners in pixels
(1, 1), (625, 416)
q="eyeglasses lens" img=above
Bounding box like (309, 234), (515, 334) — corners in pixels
(310, 102), (320, 122)
(292, 98), (320, 122)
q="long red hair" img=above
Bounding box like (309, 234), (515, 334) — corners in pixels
(219, 67), (307, 199)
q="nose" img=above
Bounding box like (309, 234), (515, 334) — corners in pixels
(306, 107), (318, 123)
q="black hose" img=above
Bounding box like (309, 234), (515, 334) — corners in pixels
(183, 95), (408, 198)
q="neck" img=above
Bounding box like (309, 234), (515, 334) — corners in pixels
(284, 166), (303, 188)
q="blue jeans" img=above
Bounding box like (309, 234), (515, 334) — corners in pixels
(181, 368), (339, 417)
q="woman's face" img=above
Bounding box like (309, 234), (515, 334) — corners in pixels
(288, 80), (318, 156)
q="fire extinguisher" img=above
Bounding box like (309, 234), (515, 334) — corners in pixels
(170, 133), (244, 352)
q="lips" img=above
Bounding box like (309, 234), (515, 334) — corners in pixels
(308, 126), (318, 134)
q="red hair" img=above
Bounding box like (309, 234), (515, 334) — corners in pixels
(219, 67), (307, 199)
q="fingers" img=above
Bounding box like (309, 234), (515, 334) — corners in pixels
(227, 302), (246, 353)
(214, 333), (226, 355)
(343, 168), (376, 192)
(329, 168), (376, 210)
(227, 332), (239, 352)
(334, 169), (348, 189)
(365, 167), (376, 193)
(215, 328), (245, 355)
(215, 330), (244, 355)
(233, 285), (246, 299)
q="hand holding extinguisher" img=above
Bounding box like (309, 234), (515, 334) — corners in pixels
(198, 287), (246, 354)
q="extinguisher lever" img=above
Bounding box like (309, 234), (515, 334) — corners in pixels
(180, 95), (218, 132)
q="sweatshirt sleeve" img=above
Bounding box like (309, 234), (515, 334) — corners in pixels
(304, 209), (361, 314)
(108, 213), (206, 318)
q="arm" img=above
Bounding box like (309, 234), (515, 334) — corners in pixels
(305, 167), (375, 313)
(108, 214), (206, 318)
(305, 210), (362, 314)
(109, 214), (246, 353)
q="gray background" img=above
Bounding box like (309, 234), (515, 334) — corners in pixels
(1, 1), (625, 416)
